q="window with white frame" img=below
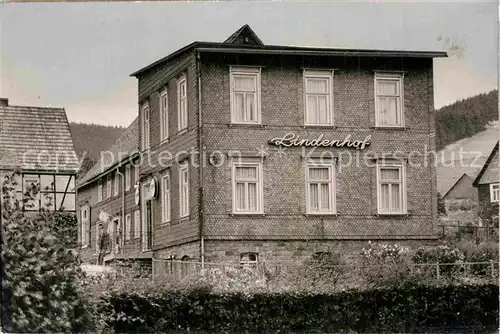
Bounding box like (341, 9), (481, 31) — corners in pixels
(179, 163), (189, 218)
(490, 183), (499, 203)
(160, 89), (169, 141)
(125, 213), (132, 241)
(113, 172), (119, 196)
(97, 179), (103, 202)
(142, 103), (150, 150)
(162, 173), (171, 223)
(134, 210), (141, 239)
(230, 67), (261, 124)
(240, 253), (258, 268)
(377, 160), (407, 214)
(232, 159), (263, 214)
(125, 165), (131, 191)
(80, 205), (90, 247)
(304, 70), (333, 126)
(306, 161), (336, 214)
(177, 75), (188, 132)
(106, 174), (112, 199)
(375, 73), (404, 127)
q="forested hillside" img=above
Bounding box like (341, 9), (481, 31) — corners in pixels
(436, 90), (498, 150)
(69, 122), (125, 176)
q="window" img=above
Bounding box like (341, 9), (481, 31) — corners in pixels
(232, 160), (263, 214)
(106, 174), (112, 199)
(142, 103), (150, 150)
(306, 161), (336, 214)
(80, 205), (90, 247)
(377, 160), (407, 214)
(113, 172), (119, 197)
(162, 174), (171, 223)
(179, 164), (189, 218)
(125, 213), (132, 241)
(19, 174), (76, 211)
(490, 183), (499, 203)
(125, 165), (131, 191)
(160, 89), (169, 141)
(375, 73), (404, 127)
(97, 179), (103, 202)
(230, 67), (261, 124)
(304, 70), (333, 126)
(177, 75), (188, 132)
(134, 210), (141, 239)
(240, 253), (258, 268)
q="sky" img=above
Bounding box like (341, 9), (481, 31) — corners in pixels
(1, 1), (498, 127)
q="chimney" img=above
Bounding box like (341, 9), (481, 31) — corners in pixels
(0, 98), (8, 107)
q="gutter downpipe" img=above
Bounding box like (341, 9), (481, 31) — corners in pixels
(116, 167), (125, 254)
(196, 50), (205, 270)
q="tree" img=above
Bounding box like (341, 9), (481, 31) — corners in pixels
(1, 172), (91, 332)
(437, 192), (447, 215)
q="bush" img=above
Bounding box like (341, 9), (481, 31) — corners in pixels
(447, 199), (478, 212)
(1, 173), (91, 332)
(456, 240), (499, 276)
(358, 242), (414, 287)
(437, 192), (446, 215)
(412, 245), (465, 277)
(96, 283), (499, 333)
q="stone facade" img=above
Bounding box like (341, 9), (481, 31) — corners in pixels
(127, 26), (445, 272)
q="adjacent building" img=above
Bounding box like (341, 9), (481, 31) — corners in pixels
(75, 118), (148, 266)
(442, 173), (478, 202)
(127, 25), (447, 271)
(473, 141), (499, 224)
(0, 98), (79, 214)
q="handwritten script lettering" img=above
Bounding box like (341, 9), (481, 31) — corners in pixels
(269, 133), (371, 150)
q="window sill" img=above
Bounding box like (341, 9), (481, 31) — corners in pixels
(160, 221), (172, 227)
(228, 123), (264, 128)
(230, 212), (266, 217)
(179, 215), (190, 222)
(302, 125), (337, 129)
(303, 212), (339, 217)
(375, 213), (411, 217)
(371, 126), (407, 130)
(177, 129), (187, 136)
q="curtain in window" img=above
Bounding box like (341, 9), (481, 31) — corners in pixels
(306, 78), (329, 124)
(234, 165), (259, 212)
(233, 75), (257, 122)
(308, 167), (331, 212)
(379, 167), (402, 212)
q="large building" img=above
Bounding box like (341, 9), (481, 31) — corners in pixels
(78, 25), (447, 271)
(0, 98), (79, 214)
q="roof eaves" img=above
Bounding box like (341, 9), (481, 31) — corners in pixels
(472, 141), (499, 186)
(76, 151), (140, 189)
(130, 41), (200, 77)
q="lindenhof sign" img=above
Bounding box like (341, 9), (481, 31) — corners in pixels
(269, 133), (371, 150)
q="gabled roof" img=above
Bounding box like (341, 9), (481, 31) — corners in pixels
(130, 24), (447, 77)
(223, 24), (263, 45)
(0, 103), (79, 173)
(473, 141), (499, 186)
(442, 173), (474, 198)
(77, 117), (139, 188)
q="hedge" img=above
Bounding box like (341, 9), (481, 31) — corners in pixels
(98, 283), (499, 333)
